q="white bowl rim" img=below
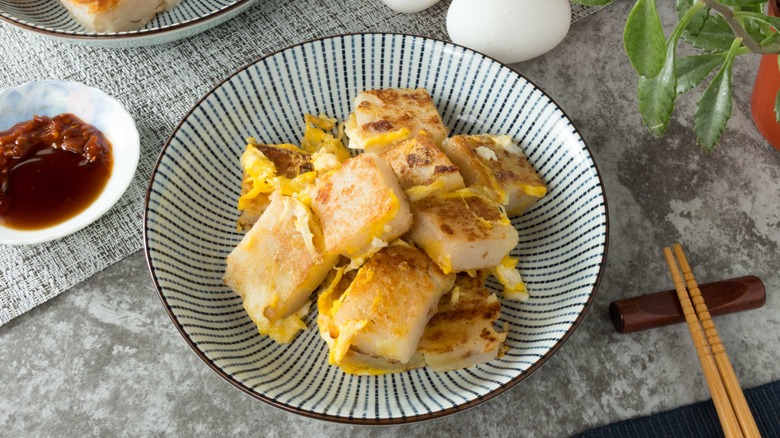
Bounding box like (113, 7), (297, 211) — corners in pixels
(143, 32), (610, 425)
(0, 80), (140, 245)
(0, 0), (253, 41)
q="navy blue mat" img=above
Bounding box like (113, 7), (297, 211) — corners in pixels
(577, 380), (780, 437)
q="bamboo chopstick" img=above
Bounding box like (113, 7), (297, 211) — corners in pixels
(662, 247), (743, 438)
(673, 244), (761, 438)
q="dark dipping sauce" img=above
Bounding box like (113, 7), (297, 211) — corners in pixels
(0, 113), (113, 230)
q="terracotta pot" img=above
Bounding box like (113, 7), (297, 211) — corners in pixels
(751, 0), (780, 150)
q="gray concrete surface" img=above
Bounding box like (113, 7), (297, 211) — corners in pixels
(2, 1), (779, 436)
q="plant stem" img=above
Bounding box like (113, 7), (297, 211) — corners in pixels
(701, 0), (772, 54)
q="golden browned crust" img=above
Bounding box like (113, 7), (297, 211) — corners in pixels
(251, 144), (313, 178)
(433, 164), (459, 174)
(309, 153), (411, 256)
(379, 135), (463, 190)
(365, 88), (434, 106)
(364, 120), (395, 133)
(67, 0), (119, 13)
(417, 272), (506, 362)
(442, 135), (546, 215)
(411, 193), (506, 242)
(332, 244), (454, 339)
(348, 88), (449, 152)
(357, 89), (443, 135)
(444, 135), (545, 188)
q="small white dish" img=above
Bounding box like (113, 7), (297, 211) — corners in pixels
(0, 81), (139, 245)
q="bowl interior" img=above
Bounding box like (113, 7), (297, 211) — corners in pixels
(0, 81), (139, 245)
(145, 34), (607, 423)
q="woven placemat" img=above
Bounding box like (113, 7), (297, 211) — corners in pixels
(577, 380), (780, 437)
(572, 3), (608, 21)
(0, 0), (608, 326)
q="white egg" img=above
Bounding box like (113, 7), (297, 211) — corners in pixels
(381, 0), (441, 13)
(447, 0), (571, 64)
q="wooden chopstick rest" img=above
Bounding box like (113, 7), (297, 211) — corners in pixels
(610, 276), (765, 333)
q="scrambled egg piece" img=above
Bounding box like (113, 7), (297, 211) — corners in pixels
(491, 255), (529, 301)
(237, 143), (279, 210)
(404, 180), (446, 203)
(238, 116), (351, 212)
(237, 142), (317, 209)
(360, 128), (410, 149)
(301, 114), (351, 162)
(260, 303), (311, 345)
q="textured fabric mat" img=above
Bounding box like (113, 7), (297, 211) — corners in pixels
(0, 0), (607, 326)
(577, 380), (780, 437)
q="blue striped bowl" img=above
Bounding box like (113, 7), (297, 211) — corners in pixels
(0, 0), (255, 47)
(144, 34), (609, 424)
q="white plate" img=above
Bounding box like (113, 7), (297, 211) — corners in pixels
(0, 81), (139, 245)
(0, 0), (256, 47)
(144, 34), (609, 424)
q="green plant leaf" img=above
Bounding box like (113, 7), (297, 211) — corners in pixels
(624, 0), (666, 77)
(678, 0), (708, 35)
(775, 89), (780, 123)
(744, 14), (773, 42)
(732, 11), (778, 45)
(676, 54), (725, 94)
(635, 2), (706, 134)
(676, 0), (694, 13)
(570, 0), (613, 5)
(738, 4), (764, 13)
(637, 65), (677, 135)
(637, 30), (683, 134)
(717, 0), (767, 6)
(735, 11), (780, 32)
(675, 0), (696, 14)
(694, 38), (743, 151)
(682, 15), (736, 52)
(777, 56), (780, 123)
(760, 32), (780, 51)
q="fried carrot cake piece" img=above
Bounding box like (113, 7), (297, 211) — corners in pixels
(407, 189), (519, 274)
(225, 192), (337, 343)
(317, 243), (454, 371)
(345, 88), (448, 154)
(59, 0), (180, 32)
(441, 134), (547, 216)
(309, 153), (412, 265)
(379, 135), (465, 201)
(418, 272), (508, 372)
